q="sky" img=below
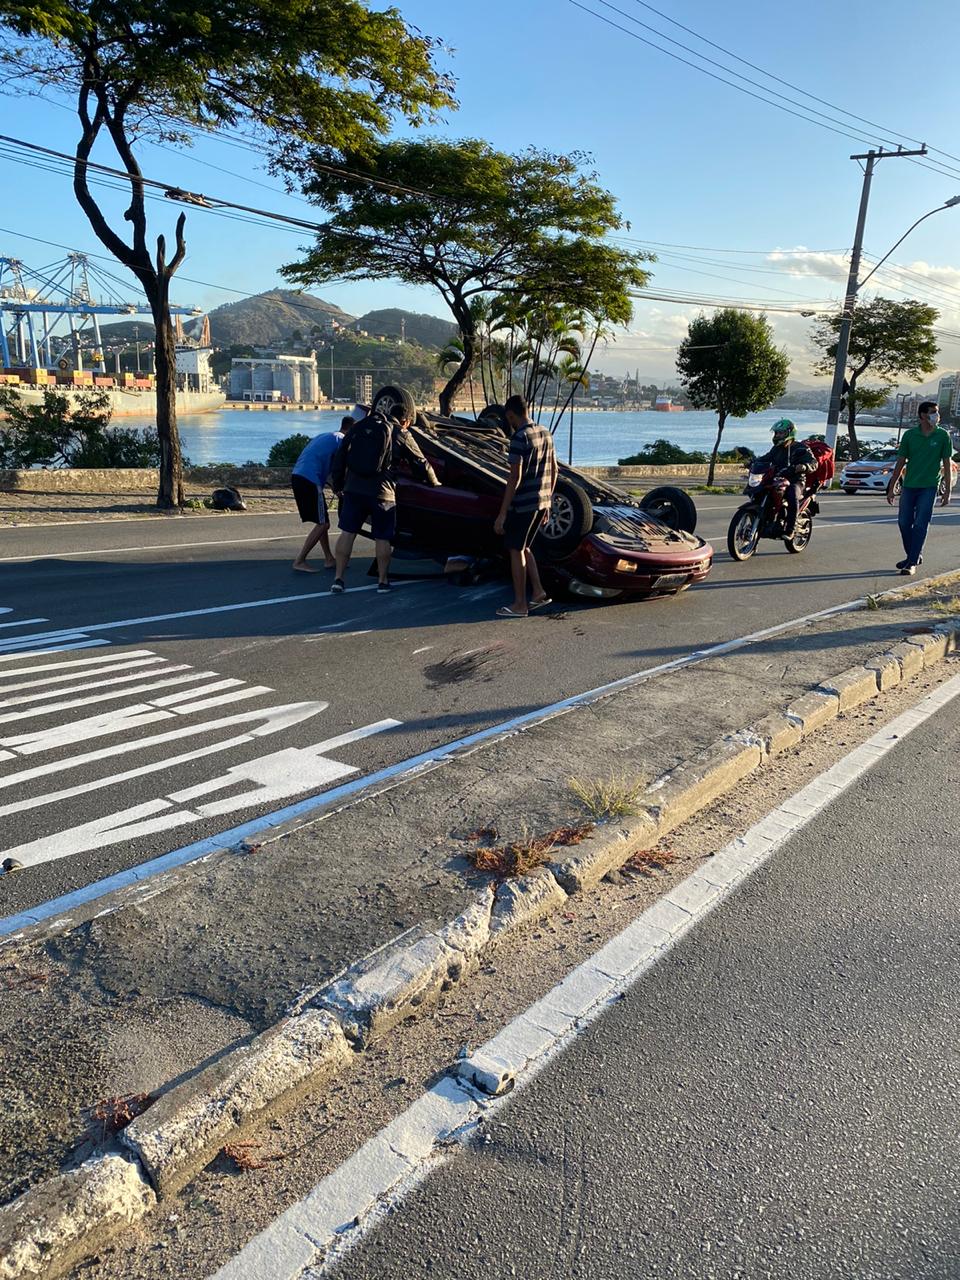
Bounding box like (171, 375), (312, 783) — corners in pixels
(2, 0), (960, 385)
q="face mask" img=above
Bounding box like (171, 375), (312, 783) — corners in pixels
(926, 413), (940, 425)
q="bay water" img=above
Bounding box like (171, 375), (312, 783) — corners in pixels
(168, 407), (832, 469)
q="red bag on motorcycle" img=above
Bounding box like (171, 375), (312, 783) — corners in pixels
(803, 438), (835, 490)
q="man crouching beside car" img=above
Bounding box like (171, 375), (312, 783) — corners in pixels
(494, 394), (558, 618)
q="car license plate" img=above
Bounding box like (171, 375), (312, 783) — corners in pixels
(653, 572), (690, 589)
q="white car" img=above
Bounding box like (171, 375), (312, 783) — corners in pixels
(840, 448), (957, 497)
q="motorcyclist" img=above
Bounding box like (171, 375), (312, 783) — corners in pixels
(755, 419), (816, 538)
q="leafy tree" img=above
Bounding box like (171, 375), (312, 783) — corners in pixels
(0, 2), (454, 508)
(618, 438), (753, 466)
(812, 297), (938, 459)
(676, 310), (789, 485)
(267, 434), (312, 468)
(284, 139), (652, 415)
(0, 387), (160, 467)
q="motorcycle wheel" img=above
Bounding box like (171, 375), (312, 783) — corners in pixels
(785, 511), (814, 553)
(727, 507), (761, 561)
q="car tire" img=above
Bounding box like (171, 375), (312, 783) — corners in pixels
(534, 477), (593, 560)
(478, 403), (508, 431)
(843, 487), (857, 495)
(639, 485), (698, 533)
(372, 384), (416, 421)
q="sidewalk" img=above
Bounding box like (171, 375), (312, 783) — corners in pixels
(0, 578), (956, 1204)
(0, 487), (295, 525)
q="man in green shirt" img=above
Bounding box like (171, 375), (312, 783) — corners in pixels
(887, 401), (953, 575)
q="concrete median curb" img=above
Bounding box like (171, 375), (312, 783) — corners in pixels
(2, 612), (958, 1278)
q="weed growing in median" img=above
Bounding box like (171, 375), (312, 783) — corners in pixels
(931, 595), (960, 616)
(222, 1140), (287, 1172)
(87, 1092), (155, 1142)
(623, 846), (680, 877)
(465, 823), (593, 879)
(569, 774), (647, 821)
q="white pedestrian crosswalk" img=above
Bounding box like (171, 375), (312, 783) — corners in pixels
(0, 604), (400, 882)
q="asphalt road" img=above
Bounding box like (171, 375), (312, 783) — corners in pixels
(1, 490), (957, 919)
(330, 681), (960, 1280)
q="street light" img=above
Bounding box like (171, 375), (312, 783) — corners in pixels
(825, 191), (960, 451)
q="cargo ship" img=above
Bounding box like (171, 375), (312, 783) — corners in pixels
(654, 394), (685, 412)
(0, 345), (224, 418)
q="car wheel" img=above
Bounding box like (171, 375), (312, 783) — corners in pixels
(842, 487), (857, 495)
(534, 477), (594, 560)
(479, 403), (508, 431)
(639, 485), (698, 533)
(372, 384), (416, 421)
(892, 477), (903, 498)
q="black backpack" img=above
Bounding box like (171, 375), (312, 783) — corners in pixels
(346, 413), (392, 478)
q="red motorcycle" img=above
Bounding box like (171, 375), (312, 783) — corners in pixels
(727, 461), (820, 560)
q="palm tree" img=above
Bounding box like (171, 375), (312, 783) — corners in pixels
(556, 356), (590, 464)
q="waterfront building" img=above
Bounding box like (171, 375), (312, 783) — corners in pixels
(229, 352), (321, 402)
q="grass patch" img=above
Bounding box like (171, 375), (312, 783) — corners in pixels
(465, 822), (594, 879)
(865, 593), (886, 611)
(569, 774), (647, 822)
(931, 595), (960, 616)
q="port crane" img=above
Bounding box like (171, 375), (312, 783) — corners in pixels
(0, 252), (201, 373)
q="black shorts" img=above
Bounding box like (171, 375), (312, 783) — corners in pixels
(338, 493), (397, 542)
(503, 507), (546, 551)
(291, 474), (328, 525)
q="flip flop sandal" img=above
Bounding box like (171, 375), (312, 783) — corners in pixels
(496, 606), (528, 618)
(529, 596), (552, 610)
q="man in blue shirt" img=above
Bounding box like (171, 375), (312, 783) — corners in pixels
(291, 415), (355, 572)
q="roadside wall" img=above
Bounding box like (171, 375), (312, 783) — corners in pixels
(0, 462), (746, 494)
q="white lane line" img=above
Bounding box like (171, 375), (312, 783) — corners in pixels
(0, 617), (47, 629)
(412, 646), (433, 655)
(0, 533), (300, 563)
(0, 702), (326, 788)
(211, 671), (960, 1280)
(0, 579), (415, 651)
(0, 655), (162, 690)
(0, 662), (184, 708)
(0, 668), (213, 723)
(0, 640), (108, 661)
(0, 632), (92, 654)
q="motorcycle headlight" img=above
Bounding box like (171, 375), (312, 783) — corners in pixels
(747, 473), (762, 487)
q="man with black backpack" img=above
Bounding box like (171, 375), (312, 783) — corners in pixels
(329, 404), (439, 593)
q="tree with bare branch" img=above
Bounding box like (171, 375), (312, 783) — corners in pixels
(0, 0), (454, 506)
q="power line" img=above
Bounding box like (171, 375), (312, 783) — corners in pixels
(570, 1), (960, 188)
(626, 0), (960, 170)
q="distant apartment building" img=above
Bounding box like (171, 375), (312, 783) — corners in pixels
(937, 372), (959, 423)
(229, 353), (320, 402)
(355, 372), (373, 405)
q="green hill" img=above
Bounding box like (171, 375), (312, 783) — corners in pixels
(355, 308), (456, 349)
(205, 290), (354, 346)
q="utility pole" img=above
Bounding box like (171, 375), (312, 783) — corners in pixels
(825, 145), (928, 453)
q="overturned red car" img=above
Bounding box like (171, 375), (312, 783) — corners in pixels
(369, 386), (714, 601)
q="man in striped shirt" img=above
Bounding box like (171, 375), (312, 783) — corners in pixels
(494, 394), (558, 618)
